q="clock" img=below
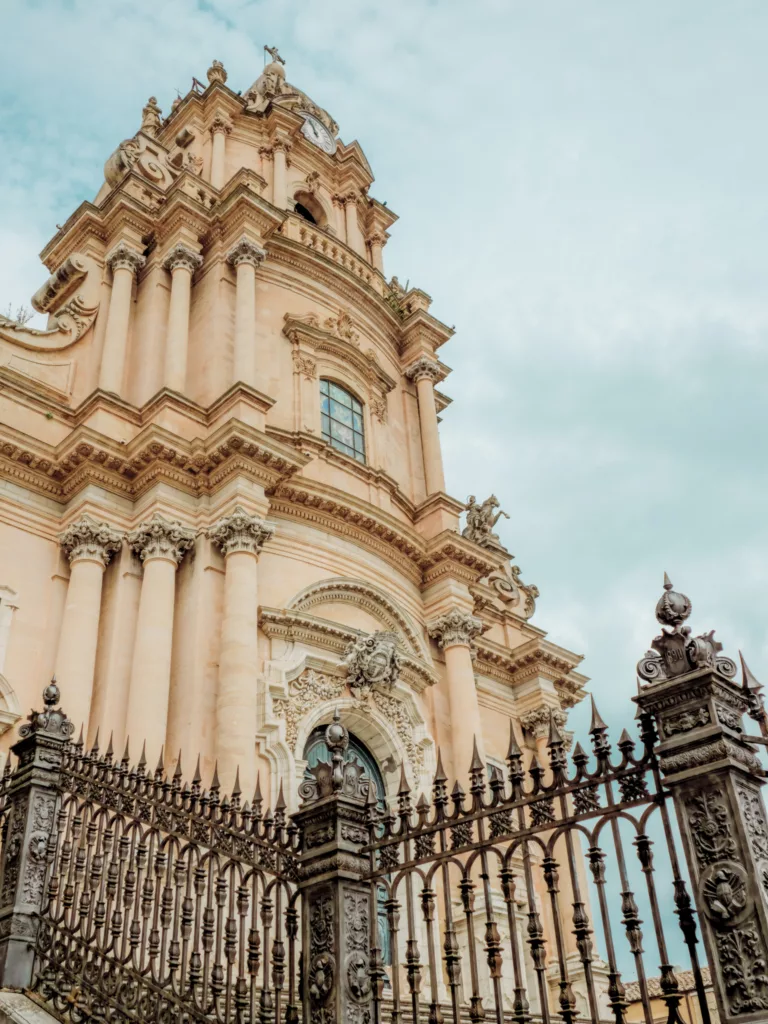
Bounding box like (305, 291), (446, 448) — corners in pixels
(299, 112), (337, 155)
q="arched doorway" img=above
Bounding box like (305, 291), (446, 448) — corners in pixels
(303, 726), (391, 966)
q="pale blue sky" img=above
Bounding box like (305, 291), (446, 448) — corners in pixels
(2, 0), (767, 742)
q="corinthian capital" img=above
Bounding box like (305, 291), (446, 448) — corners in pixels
(59, 515), (123, 566)
(208, 505), (275, 557)
(404, 356), (441, 384)
(428, 610), (483, 649)
(209, 113), (233, 136)
(520, 706), (567, 741)
(106, 241), (146, 275)
(128, 513), (195, 566)
(226, 237), (267, 269)
(162, 242), (203, 275)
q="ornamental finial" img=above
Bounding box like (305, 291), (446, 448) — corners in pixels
(655, 574), (692, 629)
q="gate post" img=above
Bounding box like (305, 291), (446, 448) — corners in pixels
(0, 681), (72, 989)
(635, 578), (768, 1024)
(292, 710), (380, 1024)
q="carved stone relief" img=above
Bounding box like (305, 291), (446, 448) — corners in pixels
(685, 791), (737, 866)
(309, 891), (335, 1023)
(715, 924), (768, 1015)
(662, 706), (710, 737)
(344, 889), (371, 1024)
(343, 632), (400, 695)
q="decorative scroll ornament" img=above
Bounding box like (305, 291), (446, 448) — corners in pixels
(59, 514), (123, 566)
(106, 241), (146, 276)
(162, 243), (203, 275)
(128, 512), (195, 565)
(403, 355), (441, 384)
(637, 575), (738, 684)
(207, 505), (274, 557)
(462, 494), (510, 548)
(226, 237), (267, 268)
(299, 710), (371, 804)
(343, 631), (400, 695)
(18, 680), (74, 743)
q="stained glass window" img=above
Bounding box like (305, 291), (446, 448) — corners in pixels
(320, 379), (366, 464)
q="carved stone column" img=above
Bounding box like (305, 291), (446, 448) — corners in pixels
(405, 356), (445, 496)
(292, 713), (379, 1024)
(0, 681), (72, 989)
(271, 137), (291, 209)
(54, 515), (122, 737)
(209, 113), (232, 190)
(344, 189), (362, 254)
(99, 241), (145, 394)
(208, 506), (274, 796)
(227, 237), (267, 388)
(368, 232), (385, 273)
(428, 609), (484, 778)
(125, 514), (194, 765)
(635, 577), (768, 1023)
(162, 242), (203, 392)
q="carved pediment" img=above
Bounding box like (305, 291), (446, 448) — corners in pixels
(282, 311), (396, 395)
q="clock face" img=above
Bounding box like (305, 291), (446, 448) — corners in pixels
(300, 112), (337, 155)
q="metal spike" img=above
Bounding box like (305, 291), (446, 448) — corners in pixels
(121, 739), (130, 765)
(174, 752), (183, 779)
(90, 728), (100, 755)
(275, 779), (286, 811)
(572, 741), (588, 764)
(506, 721), (522, 759)
(416, 792), (430, 810)
(618, 728), (634, 748)
(75, 724), (84, 749)
(663, 572), (673, 591)
(192, 755), (202, 785)
(548, 709), (565, 746)
(398, 761), (411, 796)
(155, 746), (164, 775)
(253, 773), (263, 807)
(232, 767), (241, 798)
(105, 733), (114, 760)
(469, 736), (484, 772)
(138, 741), (147, 770)
(210, 761), (220, 791)
(740, 651), (763, 693)
(451, 779), (465, 799)
(589, 696), (607, 733)
(433, 748), (447, 783)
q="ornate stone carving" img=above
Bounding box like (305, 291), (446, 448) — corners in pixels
(685, 791), (737, 866)
(127, 512), (195, 566)
(662, 706), (710, 736)
(162, 243), (203, 275)
(428, 609), (483, 649)
(207, 505), (274, 558)
(292, 350), (317, 380)
(308, 891), (335, 1018)
(344, 631), (400, 694)
(209, 113), (233, 136)
(661, 740), (762, 776)
(323, 310), (359, 344)
(226, 237), (267, 268)
(737, 784), (768, 860)
(207, 59), (227, 85)
(701, 864), (748, 922)
(105, 241), (146, 276)
(520, 707), (567, 741)
(404, 356), (441, 384)
(184, 150), (203, 176)
(637, 576), (738, 684)
(715, 924), (768, 1015)
(141, 96), (162, 137)
(462, 494), (510, 548)
(344, 888), (371, 1023)
(59, 514), (123, 566)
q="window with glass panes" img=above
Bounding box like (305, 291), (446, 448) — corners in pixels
(320, 380), (366, 463)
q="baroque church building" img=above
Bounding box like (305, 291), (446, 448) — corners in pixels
(0, 53), (587, 822)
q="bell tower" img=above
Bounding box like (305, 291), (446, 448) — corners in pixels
(0, 53), (586, 823)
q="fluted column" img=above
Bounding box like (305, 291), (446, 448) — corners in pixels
(405, 356), (446, 495)
(209, 114), (232, 190)
(272, 138), (291, 209)
(55, 516), (123, 737)
(226, 237), (266, 387)
(126, 514), (194, 765)
(99, 242), (145, 394)
(162, 243), (203, 392)
(209, 506), (275, 795)
(428, 610), (484, 778)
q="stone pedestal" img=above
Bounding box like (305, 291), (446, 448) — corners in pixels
(0, 684), (72, 990)
(637, 668), (768, 1023)
(292, 714), (380, 1024)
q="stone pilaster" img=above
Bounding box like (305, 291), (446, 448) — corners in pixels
(405, 356), (445, 496)
(428, 610), (484, 777)
(55, 515), (123, 736)
(0, 682), (72, 989)
(125, 514), (195, 765)
(99, 241), (145, 394)
(208, 506), (274, 794)
(209, 113), (232, 190)
(227, 237), (267, 388)
(162, 242), (203, 393)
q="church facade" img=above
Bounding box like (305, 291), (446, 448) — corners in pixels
(0, 53), (587, 824)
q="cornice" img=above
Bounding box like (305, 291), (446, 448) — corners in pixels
(259, 606), (436, 693)
(399, 307), (454, 357)
(283, 312), (397, 394)
(474, 634), (588, 705)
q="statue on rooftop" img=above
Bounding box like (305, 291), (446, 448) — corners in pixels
(462, 494), (510, 548)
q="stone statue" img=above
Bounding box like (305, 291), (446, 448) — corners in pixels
(344, 631), (400, 694)
(264, 45), (285, 65)
(462, 494), (510, 547)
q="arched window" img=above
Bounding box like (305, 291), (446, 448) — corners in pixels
(320, 379), (366, 464)
(293, 191), (327, 229)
